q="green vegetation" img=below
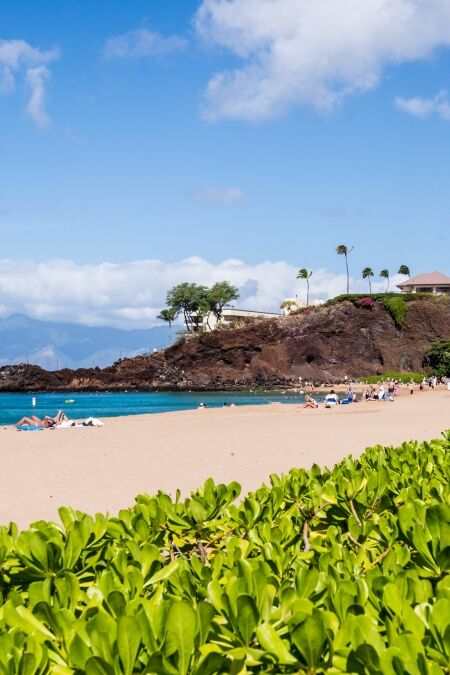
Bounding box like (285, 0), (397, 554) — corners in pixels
(398, 265), (411, 277)
(382, 296), (408, 328)
(335, 244), (353, 294)
(379, 269), (390, 292)
(163, 281), (239, 332)
(424, 339), (450, 377)
(360, 371), (424, 384)
(325, 292), (422, 306)
(296, 268), (312, 307)
(1, 434), (450, 672)
(361, 267), (374, 293)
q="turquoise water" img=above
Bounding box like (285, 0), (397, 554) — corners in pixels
(0, 391), (318, 426)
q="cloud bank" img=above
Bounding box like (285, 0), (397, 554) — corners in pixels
(195, 0), (450, 121)
(395, 90), (450, 121)
(104, 28), (187, 60)
(0, 38), (59, 127)
(0, 257), (397, 329)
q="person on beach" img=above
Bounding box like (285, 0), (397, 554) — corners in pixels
(324, 390), (339, 407)
(16, 411), (65, 429)
(303, 395), (319, 409)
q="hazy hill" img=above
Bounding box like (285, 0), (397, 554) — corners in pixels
(0, 314), (176, 370)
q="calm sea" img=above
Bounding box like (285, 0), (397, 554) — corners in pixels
(0, 390), (317, 426)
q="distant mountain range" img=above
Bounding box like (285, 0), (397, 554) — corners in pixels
(0, 314), (177, 370)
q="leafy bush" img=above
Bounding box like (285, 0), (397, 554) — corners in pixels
(360, 370), (424, 384)
(325, 292), (426, 306)
(1, 433), (450, 672)
(424, 339), (450, 377)
(382, 296), (408, 328)
(358, 296), (375, 308)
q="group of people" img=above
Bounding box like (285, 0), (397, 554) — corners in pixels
(303, 388), (357, 409)
(16, 410), (104, 430)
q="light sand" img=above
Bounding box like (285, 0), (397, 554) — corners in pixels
(1, 388), (449, 529)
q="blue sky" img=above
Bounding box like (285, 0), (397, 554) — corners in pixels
(1, 0), (450, 326)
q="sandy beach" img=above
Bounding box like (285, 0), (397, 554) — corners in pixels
(1, 388), (449, 528)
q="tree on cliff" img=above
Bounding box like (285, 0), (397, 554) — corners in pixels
(157, 308), (177, 329)
(336, 244), (354, 294)
(398, 264), (411, 277)
(380, 269), (390, 292)
(424, 339), (450, 377)
(362, 267), (374, 293)
(208, 281), (240, 323)
(296, 268), (313, 306)
(164, 281), (239, 332)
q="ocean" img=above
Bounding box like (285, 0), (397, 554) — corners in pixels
(0, 390), (317, 426)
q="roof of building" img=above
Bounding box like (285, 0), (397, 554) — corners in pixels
(397, 271), (450, 288)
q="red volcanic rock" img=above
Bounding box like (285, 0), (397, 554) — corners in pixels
(1, 297), (449, 391)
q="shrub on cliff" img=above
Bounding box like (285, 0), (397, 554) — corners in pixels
(424, 339), (450, 377)
(383, 296), (408, 328)
(1, 433), (450, 672)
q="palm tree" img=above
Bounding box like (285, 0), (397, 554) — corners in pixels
(296, 268), (313, 306)
(380, 269), (390, 292)
(362, 267), (374, 293)
(157, 308), (176, 330)
(336, 244), (354, 294)
(398, 264), (411, 277)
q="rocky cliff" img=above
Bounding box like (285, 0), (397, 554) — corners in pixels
(1, 297), (449, 391)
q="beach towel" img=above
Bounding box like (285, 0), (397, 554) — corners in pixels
(16, 425), (43, 431)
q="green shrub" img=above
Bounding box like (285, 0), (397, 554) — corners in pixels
(0, 433), (450, 672)
(360, 370), (423, 384)
(383, 296), (408, 328)
(325, 292), (427, 306)
(424, 339), (450, 377)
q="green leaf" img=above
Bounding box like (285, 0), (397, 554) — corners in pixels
(236, 595), (259, 646)
(85, 657), (115, 675)
(164, 601), (197, 675)
(291, 612), (326, 668)
(117, 616), (140, 675)
(256, 623), (297, 665)
(143, 559), (180, 587)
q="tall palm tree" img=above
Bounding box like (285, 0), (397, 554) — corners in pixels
(362, 267), (374, 293)
(297, 268), (313, 306)
(336, 244), (354, 294)
(380, 269), (390, 292)
(398, 264), (411, 277)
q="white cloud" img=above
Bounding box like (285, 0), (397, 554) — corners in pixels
(191, 186), (244, 205)
(395, 90), (450, 120)
(0, 257), (396, 329)
(25, 66), (51, 128)
(104, 28), (187, 60)
(195, 0), (450, 121)
(0, 38), (59, 126)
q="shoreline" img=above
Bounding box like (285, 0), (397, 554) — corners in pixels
(1, 387), (449, 529)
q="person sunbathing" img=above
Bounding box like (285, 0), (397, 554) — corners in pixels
(16, 411), (65, 429)
(303, 395), (319, 409)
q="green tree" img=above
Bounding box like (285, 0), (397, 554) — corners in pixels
(157, 308), (177, 329)
(380, 269), (390, 292)
(362, 267), (374, 293)
(336, 244), (354, 294)
(424, 339), (450, 377)
(165, 282), (208, 332)
(296, 268), (313, 306)
(207, 281), (240, 324)
(398, 264), (411, 277)
(165, 281), (239, 332)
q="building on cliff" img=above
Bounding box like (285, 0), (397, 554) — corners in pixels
(192, 308), (281, 332)
(397, 271), (450, 294)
